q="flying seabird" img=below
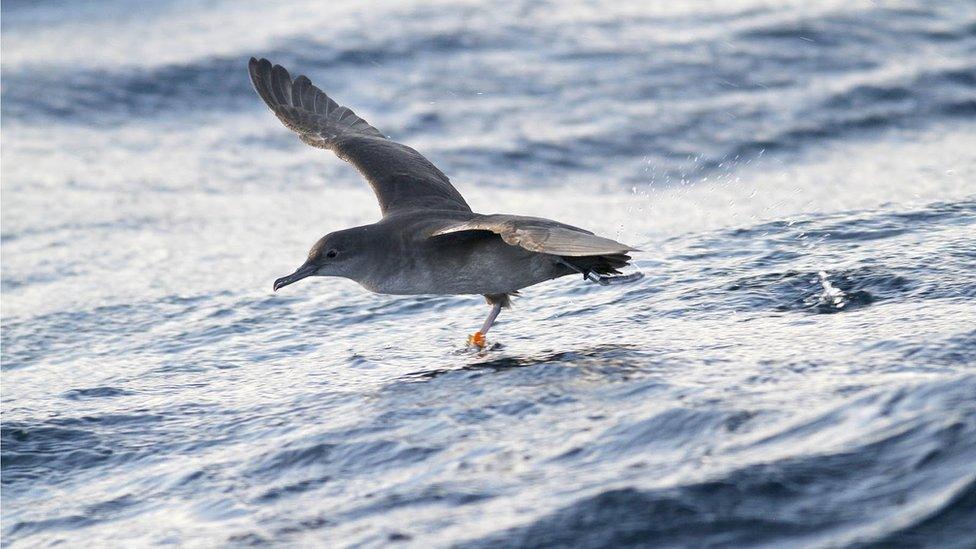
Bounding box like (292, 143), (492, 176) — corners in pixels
(249, 57), (642, 348)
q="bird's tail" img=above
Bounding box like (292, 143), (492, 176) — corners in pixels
(561, 253), (632, 277)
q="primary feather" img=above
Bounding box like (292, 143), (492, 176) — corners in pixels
(248, 57), (471, 216)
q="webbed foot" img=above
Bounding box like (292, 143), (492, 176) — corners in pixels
(467, 331), (487, 349)
(586, 271), (645, 285)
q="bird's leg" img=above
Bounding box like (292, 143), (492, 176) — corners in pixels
(468, 302), (503, 348)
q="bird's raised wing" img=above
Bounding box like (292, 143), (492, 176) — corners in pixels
(429, 214), (636, 256)
(248, 57), (471, 216)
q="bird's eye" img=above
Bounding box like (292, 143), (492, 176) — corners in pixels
(326, 249), (339, 258)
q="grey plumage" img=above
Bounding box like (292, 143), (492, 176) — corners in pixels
(429, 214), (634, 256)
(248, 57), (470, 216)
(249, 57), (641, 345)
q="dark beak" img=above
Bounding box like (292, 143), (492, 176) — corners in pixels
(273, 262), (317, 291)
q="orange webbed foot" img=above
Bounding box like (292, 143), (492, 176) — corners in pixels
(467, 331), (486, 349)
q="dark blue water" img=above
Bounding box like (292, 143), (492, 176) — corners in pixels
(2, 0), (975, 546)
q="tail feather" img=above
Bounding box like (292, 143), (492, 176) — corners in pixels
(561, 253), (632, 277)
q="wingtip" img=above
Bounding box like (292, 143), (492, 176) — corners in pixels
(271, 63), (291, 82)
(248, 56), (270, 72)
(248, 57), (274, 75)
(248, 57), (280, 108)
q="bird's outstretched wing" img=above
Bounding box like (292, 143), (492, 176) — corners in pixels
(248, 57), (471, 216)
(429, 214), (636, 256)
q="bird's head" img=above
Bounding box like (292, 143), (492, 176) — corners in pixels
(273, 228), (370, 291)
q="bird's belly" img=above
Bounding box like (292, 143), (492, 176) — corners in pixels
(363, 238), (569, 296)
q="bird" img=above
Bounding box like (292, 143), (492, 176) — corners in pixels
(249, 57), (642, 348)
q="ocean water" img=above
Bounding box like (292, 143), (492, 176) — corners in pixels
(2, 0), (976, 546)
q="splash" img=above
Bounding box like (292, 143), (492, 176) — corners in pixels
(811, 270), (848, 311)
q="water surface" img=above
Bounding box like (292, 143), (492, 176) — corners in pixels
(2, 0), (975, 546)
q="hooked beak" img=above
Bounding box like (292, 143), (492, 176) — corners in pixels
(273, 262), (317, 291)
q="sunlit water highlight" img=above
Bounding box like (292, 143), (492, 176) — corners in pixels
(2, 0), (975, 546)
